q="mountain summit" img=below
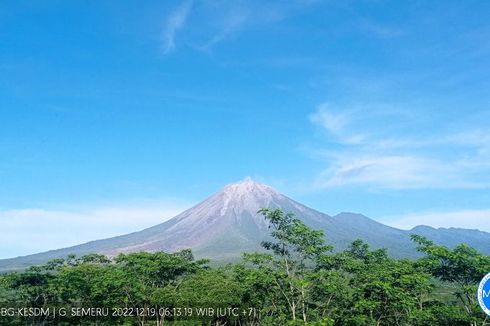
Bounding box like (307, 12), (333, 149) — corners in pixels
(107, 177), (332, 259)
(200, 177), (279, 222)
(1, 178), (490, 271)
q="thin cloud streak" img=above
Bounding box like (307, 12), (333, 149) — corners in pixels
(196, 0), (322, 51)
(162, 0), (193, 54)
(357, 19), (405, 39)
(198, 10), (249, 52)
(309, 104), (367, 145)
(314, 155), (457, 189)
(309, 103), (490, 190)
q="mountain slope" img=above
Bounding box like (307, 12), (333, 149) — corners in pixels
(409, 225), (490, 254)
(1, 178), (489, 271)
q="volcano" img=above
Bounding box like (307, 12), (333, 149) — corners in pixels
(1, 178), (490, 271)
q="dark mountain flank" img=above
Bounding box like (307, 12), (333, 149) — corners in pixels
(1, 178), (489, 271)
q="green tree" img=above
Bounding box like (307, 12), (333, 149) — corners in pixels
(254, 208), (332, 323)
(411, 235), (490, 326)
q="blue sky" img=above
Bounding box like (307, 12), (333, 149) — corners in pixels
(1, 0), (490, 258)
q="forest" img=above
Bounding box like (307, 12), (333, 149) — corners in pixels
(1, 208), (489, 325)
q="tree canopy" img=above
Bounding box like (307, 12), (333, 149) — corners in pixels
(0, 209), (489, 325)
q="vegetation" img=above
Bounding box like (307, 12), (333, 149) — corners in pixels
(0, 209), (489, 325)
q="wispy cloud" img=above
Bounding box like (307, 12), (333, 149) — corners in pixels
(199, 9), (248, 51)
(309, 105), (348, 135)
(308, 103), (490, 190)
(315, 155), (458, 189)
(159, 0), (324, 54)
(195, 0), (321, 51)
(381, 209), (490, 232)
(309, 104), (366, 144)
(0, 201), (188, 259)
(162, 0), (193, 54)
(357, 19), (405, 39)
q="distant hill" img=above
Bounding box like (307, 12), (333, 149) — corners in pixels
(1, 178), (489, 271)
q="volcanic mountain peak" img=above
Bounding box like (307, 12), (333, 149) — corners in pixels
(166, 178), (278, 232)
(219, 177), (278, 212)
(221, 177), (280, 200)
(222, 177), (275, 196)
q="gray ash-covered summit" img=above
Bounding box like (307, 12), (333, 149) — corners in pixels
(1, 178), (489, 271)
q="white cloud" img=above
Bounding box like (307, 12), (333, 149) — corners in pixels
(314, 155), (457, 189)
(309, 104), (366, 144)
(308, 103), (490, 190)
(0, 201), (188, 259)
(381, 209), (490, 233)
(162, 0), (193, 54)
(309, 104), (348, 135)
(199, 10), (249, 51)
(196, 0), (321, 51)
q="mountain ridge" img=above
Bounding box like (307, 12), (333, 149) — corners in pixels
(1, 178), (489, 271)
